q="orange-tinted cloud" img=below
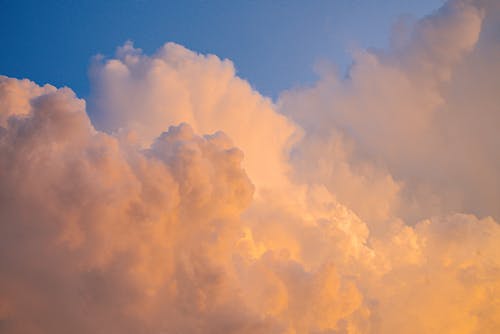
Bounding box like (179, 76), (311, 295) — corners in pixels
(0, 0), (499, 333)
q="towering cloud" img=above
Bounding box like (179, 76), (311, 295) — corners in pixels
(281, 0), (500, 223)
(0, 0), (499, 333)
(89, 42), (297, 190)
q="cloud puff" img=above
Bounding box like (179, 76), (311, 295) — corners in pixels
(280, 0), (500, 223)
(0, 75), (257, 332)
(0, 0), (499, 333)
(89, 41), (298, 191)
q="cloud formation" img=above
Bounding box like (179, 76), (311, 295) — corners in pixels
(0, 0), (499, 333)
(282, 0), (500, 223)
(89, 42), (297, 190)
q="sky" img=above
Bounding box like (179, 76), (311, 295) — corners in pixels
(1, 0), (443, 98)
(1, 0), (500, 333)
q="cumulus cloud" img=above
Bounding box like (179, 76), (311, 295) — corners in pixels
(0, 0), (499, 333)
(89, 41), (297, 190)
(281, 0), (500, 224)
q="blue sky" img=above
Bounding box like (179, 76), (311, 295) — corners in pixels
(0, 0), (443, 99)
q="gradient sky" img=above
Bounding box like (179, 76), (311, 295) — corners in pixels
(1, 0), (443, 98)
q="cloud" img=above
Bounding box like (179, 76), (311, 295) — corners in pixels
(89, 41), (298, 191)
(0, 0), (499, 333)
(280, 0), (500, 223)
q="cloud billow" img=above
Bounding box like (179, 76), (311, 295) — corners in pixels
(0, 0), (499, 333)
